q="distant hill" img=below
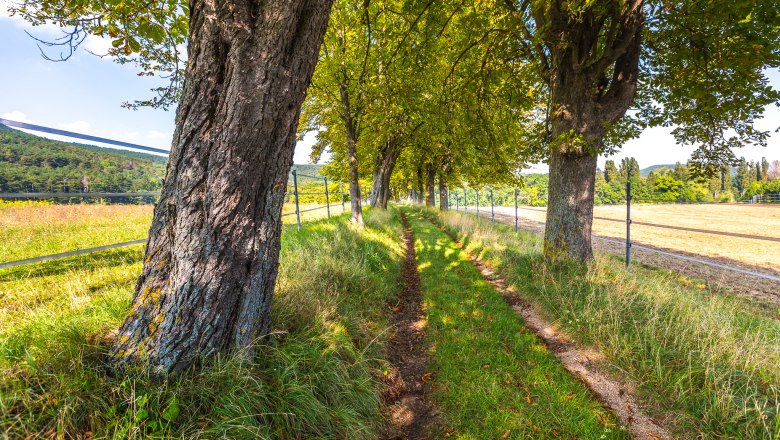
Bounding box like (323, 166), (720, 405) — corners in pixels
(640, 164), (676, 177)
(0, 124), (166, 193)
(289, 164), (325, 183)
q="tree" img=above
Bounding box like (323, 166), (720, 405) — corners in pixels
(761, 158), (770, 181)
(16, 0), (334, 375)
(604, 160), (619, 183)
(769, 160), (780, 180)
(301, 0), (374, 226)
(502, 0), (780, 260)
(735, 158), (753, 197)
(114, 0), (333, 375)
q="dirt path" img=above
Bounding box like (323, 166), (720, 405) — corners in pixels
(383, 212), (438, 439)
(425, 213), (670, 440)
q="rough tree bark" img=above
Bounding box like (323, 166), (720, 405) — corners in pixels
(112, 0), (333, 375)
(533, 2), (643, 261)
(425, 164), (436, 207)
(368, 137), (400, 209)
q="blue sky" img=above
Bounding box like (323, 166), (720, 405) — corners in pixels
(1, 5), (778, 171)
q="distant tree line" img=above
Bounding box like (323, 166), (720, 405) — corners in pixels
(451, 157), (780, 207)
(594, 157), (780, 204)
(0, 124), (166, 195)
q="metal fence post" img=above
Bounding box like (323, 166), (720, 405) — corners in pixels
(476, 190), (480, 216)
(340, 182), (346, 212)
(293, 170), (301, 231)
(626, 180), (632, 270)
(324, 176), (331, 219)
(514, 188), (519, 233)
(490, 188), (494, 223)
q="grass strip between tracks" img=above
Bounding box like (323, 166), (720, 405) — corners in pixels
(402, 207), (627, 439)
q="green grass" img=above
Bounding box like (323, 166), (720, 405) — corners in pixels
(0, 203), (153, 263)
(0, 208), (404, 439)
(402, 208), (627, 439)
(433, 207), (780, 439)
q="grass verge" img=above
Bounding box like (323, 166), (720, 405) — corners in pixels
(434, 207), (780, 439)
(403, 208), (627, 439)
(1, 209), (403, 439)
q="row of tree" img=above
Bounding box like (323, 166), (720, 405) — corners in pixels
(12, 0), (779, 375)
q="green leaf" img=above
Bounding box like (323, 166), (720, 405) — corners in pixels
(161, 398), (180, 423)
(135, 408), (149, 422)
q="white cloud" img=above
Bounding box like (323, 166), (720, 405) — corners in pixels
(146, 130), (171, 140)
(0, 0), (22, 22)
(1, 110), (32, 123)
(82, 35), (115, 57)
(59, 120), (92, 134)
(0, 2), (60, 35)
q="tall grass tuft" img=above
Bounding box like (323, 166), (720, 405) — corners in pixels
(434, 208), (780, 439)
(0, 209), (403, 439)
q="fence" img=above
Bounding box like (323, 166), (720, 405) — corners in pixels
(0, 118), (347, 269)
(284, 170), (348, 231)
(752, 193), (780, 204)
(446, 186), (780, 283)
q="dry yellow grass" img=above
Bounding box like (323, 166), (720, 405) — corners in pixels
(0, 202), (342, 263)
(0, 203), (153, 262)
(491, 204), (780, 272)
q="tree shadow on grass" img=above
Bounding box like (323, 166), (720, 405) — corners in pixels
(0, 246), (145, 282)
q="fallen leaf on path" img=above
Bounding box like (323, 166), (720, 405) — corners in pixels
(501, 429), (510, 438)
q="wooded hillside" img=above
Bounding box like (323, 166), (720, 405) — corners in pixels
(0, 124), (166, 193)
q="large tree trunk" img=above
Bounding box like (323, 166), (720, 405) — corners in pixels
(367, 137), (400, 209)
(425, 164), (436, 207)
(543, 78), (606, 261)
(544, 149), (599, 261)
(112, 0), (333, 375)
(438, 173), (448, 211)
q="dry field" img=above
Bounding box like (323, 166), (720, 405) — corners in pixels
(489, 203), (780, 272)
(482, 203), (780, 305)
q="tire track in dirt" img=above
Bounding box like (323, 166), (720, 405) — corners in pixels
(423, 212), (670, 440)
(383, 211), (439, 439)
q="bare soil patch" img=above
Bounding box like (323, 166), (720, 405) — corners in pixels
(383, 212), (439, 439)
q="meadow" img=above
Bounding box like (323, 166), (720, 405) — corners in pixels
(1, 201), (778, 438)
(0, 202), (404, 438)
(0, 201), (335, 265)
